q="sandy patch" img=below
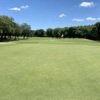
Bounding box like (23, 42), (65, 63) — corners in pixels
(0, 42), (14, 44)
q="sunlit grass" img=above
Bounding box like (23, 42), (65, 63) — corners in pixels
(0, 38), (100, 100)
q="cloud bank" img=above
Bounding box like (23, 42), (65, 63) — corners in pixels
(86, 17), (100, 21)
(72, 17), (100, 22)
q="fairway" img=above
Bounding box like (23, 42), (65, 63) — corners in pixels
(0, 38), (100, 100)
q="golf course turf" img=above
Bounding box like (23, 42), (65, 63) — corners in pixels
(0, 38), (100, 100)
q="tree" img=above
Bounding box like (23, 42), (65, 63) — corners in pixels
(34, 29), (45, 37)
(46, 28), (53, 37)
(62, 27), (68, 38)
(90, 26), (98, 40)
(29, 30), (35, 37)
(21, 23), (31, 39)
(0, 16), (14, 40)
(53, 28), (62, 38)
(94, 22), (100, 39)
(67, 27), (77, 38)
(0, 15), (32, 41)
(15, 24), (22, 40)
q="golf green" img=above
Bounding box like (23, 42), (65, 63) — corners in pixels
(0, 38), (100, 100)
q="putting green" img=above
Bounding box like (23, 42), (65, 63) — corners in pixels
(0, 38), (100, 100)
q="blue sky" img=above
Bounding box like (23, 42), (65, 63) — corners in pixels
(0, 0), (100, 30)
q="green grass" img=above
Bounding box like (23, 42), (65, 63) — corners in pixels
(0, 38), (100, 100)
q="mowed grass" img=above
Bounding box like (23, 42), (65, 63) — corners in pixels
(0, 38), (100, 100)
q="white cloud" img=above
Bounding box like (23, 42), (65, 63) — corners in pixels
(97, 18), (100, 20)
(79, 2), (94, 7)
(86, 17), (96, 20)
(9, 5), (29, 11)
(9, 7), (21, 11)
(72, 18), (84, 22)
(59, 14), (66, 18)
(21, 5), (29, 9)
(72, 17), (100, 22)
(86, 17), (100, 21)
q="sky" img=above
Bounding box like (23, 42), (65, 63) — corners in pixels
(0, 0), (100, 30)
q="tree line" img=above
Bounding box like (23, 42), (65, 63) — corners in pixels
(0, 15), (32, 41)
(0, 15), (100, 41)
(34, 23), (100, 40)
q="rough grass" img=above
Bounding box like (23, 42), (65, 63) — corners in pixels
(0, 38), (100, 100)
